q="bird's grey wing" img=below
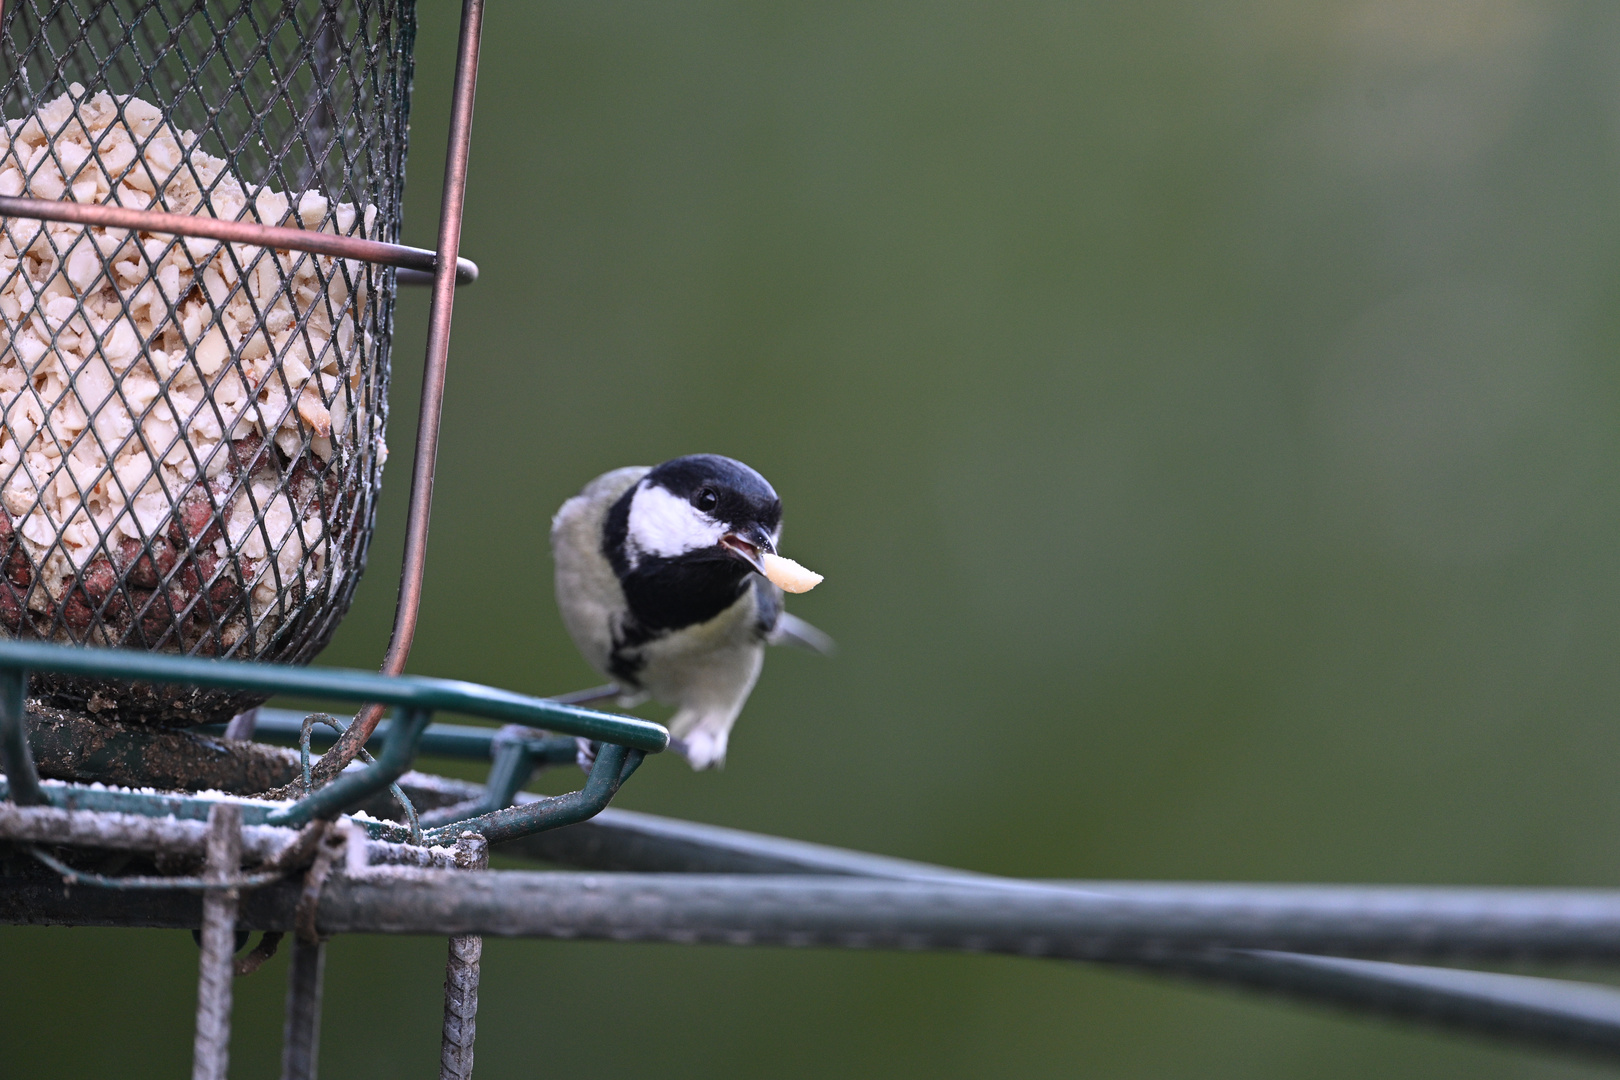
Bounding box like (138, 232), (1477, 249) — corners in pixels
(550, 465), (650, 676)
(752, 577), (835, 655)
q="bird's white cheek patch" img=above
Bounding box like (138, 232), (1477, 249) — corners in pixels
(627, 482), (725, 560)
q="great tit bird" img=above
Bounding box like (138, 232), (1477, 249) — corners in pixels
(551, 454), (830, 769)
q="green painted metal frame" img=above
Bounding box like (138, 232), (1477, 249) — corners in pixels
(416, 727), (578, 829)
(226, 708), (533, 761)
(0, 640), (666, 842)
(421, 741), (641, 847)
(0, 642), (665, 750)
(225, 708), (628, 838)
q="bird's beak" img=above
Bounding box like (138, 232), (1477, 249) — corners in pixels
(719, 528), (775, 575)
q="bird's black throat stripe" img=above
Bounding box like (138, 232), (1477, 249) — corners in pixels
(618, 556), (754, 633)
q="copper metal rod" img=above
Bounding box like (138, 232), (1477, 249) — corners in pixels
(318, 0), (485, 780)
(397, 268), (474, 287)
(0, 195), (477, 283)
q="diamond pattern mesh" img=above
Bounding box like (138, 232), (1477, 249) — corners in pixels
(0, 0), (415, 723)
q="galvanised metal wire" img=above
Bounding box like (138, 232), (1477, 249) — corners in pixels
(0, 0), (416, 723)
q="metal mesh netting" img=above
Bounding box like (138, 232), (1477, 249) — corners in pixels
(0, 0), (416, 723)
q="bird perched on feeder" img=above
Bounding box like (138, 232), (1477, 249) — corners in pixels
(550, 454), (830, 769)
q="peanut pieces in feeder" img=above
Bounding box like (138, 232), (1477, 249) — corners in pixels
(0, 85), (378, 653)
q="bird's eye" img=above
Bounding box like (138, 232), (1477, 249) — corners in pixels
(694, 488), (719, 513)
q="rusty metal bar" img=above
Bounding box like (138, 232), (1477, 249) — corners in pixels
(320, 0), (486, 780)
(192, 804), (243, 1080)
(281, 939), (326, 1080)
(0, 803), (294, 859)
(12, 814), (1620, 1060)
(0, 196), (477, 282)
(17, 865), (1620, 962)
(1154, 949), (1620, 1057)
(440, 832), (488, 1080)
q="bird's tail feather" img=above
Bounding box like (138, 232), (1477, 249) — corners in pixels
(769, 612), (836, 655)
(668, 712), (731, 770)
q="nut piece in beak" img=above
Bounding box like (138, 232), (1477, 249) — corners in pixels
(760, 551), (823, 593)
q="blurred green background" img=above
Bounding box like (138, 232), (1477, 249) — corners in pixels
(9, 0), (1620, 1076)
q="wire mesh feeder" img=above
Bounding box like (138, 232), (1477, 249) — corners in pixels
(0, 0), (414, 724)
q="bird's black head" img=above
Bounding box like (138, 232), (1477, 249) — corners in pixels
(603, 454), (784, 633)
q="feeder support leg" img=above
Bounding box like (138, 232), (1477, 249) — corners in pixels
(193, 803), (242, 1080)
(0, 666), (42, 805)
(441, 831), (489, 1080)
(281, 938), (326, 1080)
